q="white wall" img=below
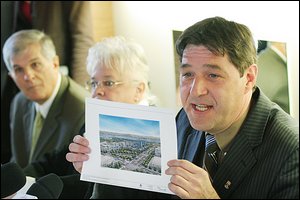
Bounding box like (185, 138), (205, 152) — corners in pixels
(112, 1), (299, 121)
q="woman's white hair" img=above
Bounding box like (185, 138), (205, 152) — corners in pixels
(86, 36), (158, 105)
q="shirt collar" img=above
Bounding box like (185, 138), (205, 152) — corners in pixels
(35, 73), (62, 118)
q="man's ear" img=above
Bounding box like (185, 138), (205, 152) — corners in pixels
(245, 64), (258, 93)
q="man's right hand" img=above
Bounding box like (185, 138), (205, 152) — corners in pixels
(66, 135), (91, 173)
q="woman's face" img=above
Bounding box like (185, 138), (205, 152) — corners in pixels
(90, 66), (144, 104)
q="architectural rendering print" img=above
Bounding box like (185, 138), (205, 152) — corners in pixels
(99, 114), (161, 175)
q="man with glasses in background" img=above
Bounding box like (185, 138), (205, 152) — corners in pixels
(2, 29), (90, 198)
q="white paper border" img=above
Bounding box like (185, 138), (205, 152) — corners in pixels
(81, 98), (177, 194)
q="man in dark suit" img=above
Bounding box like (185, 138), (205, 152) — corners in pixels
(173, 88), (298, 198)
(165, 16), (299, 199)
(1, 1), (94, 164)
(68, 17), (299, 199)
(2, 29), (91, 199)
(2, 29), (89, 168)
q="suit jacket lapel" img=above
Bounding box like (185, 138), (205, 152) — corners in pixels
(213, 88), (272, 198)
(177, 108), (205, 162)
(182, 129), (203, 162)
(23, 102), (35, 161)
(32, 75), (69, 159)
(213, 134), (256, 198)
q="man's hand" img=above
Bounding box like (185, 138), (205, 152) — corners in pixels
(165, 159), (220, 199)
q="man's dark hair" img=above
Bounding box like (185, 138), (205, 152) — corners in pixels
(176, 16), (257, 76)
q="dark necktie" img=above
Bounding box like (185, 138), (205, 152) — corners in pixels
(204, 133), (220, 180)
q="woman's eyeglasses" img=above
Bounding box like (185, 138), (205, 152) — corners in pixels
(85, 80), (124, 91)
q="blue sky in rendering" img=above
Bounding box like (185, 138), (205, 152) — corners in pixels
(99, 114), (160, 137)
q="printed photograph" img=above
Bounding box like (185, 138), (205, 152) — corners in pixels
(99, 114), (161, 175)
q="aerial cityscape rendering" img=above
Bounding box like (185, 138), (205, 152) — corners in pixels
(99, 114), (161, 175)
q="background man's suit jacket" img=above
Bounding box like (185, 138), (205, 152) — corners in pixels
(10, 75), (89, 168)
(32, 1), (94, 86)
(256, 47), (289, 113)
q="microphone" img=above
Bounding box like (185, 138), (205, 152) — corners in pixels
(26, 173), (63, 199)
(1, 162), (26, 198)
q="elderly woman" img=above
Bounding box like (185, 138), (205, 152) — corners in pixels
(66, 36), (169, 199)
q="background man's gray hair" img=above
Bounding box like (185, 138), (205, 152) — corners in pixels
(3, 29), (56, 72)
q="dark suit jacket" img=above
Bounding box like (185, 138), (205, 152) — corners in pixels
(176, 87), (299, 199)
(32, 1), (94, 86)
(24, 124), (92, 199)
(10, 75), (89, 168)
(1, 1), (19, 163)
